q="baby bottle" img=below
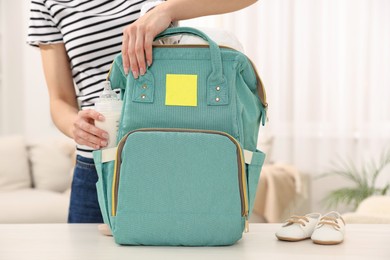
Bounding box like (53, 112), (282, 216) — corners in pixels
(94, 81), (123, 149)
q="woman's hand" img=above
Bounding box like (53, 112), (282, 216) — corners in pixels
(40, 43), (106, 148)
(72, 109), (109, 149)
(121, 0), (257, 79)
(122, 4), (172, 79)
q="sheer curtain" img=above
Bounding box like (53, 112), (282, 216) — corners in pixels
(182, 0), (390, 210)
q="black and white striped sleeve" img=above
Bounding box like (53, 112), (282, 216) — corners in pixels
(27, 0), (64, 47)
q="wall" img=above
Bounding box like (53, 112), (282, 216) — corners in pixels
(22, 1), (62, 140)
(0, 0), (62, 140)
(0, 0), (25, 135)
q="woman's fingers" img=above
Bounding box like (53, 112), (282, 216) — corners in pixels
(122, 4), (172, 78)
(135, 26), (146, 76)
(123, 25), (140, 79)
(144, 31), (154, 67)
(122, 25), (151, 78)
(72, 110), (108, 149)
(128, 26), (139, 79)
(74, 129), (104, 150)
(121, 32), (130, 76)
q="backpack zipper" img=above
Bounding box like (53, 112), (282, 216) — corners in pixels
(111, 128), (249, 231)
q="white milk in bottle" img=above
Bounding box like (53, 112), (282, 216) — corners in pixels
(94, 81), (123, 149)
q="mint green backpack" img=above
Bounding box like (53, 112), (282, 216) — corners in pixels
(93, 27), (267, 246)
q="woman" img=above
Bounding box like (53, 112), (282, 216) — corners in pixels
(27, 0), (257, 223)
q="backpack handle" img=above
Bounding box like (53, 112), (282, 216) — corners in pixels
(154, 26), (212, 41)
(155, 27), (228, 105)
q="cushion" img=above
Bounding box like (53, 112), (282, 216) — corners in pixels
(28, 138), (74, 193)
(356, 195), (390, 215)
(0, 135), (31, 190)
(342, 196), (390, 224)
(342, 213), (390, 224)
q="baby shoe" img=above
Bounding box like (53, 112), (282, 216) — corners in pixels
(311, 211), (345, 245)
(275, 213), (322, 242)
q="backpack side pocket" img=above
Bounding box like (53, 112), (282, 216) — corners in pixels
(245, 149), (266, 216)
(93, 150), (115, 228)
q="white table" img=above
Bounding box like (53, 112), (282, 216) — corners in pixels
(0, 224), (389, 260)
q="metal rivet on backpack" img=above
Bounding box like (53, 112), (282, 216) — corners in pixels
(215, 97), (220, 102)
(216, 86), (221, 91)
(141, 94), (146, 99)
(142, 84), (147, 89)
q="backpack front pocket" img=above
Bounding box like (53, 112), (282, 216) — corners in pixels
(111, 128), (248, 246)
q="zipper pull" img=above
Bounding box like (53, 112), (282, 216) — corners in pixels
(245, 216), (249, 233)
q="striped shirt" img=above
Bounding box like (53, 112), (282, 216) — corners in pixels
(27, 0), (149, 158)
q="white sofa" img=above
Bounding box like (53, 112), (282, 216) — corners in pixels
(0, 135), (74, 223)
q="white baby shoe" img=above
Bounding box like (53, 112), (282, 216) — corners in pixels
(275, 213), (322, 242)
(311, 211), (345, 245)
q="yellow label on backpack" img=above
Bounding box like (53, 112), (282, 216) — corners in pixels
(165, 74), (197, 107)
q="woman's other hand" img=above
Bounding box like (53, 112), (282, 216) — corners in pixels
(121, 0), (258, 79)
(121, 3), (172, 79)
(72, 109), (109, 149)
(40, 43), (109, 149)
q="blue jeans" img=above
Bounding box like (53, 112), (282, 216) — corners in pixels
(68, 155), (103, 223)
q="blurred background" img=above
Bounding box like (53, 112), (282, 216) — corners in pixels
(0, 0), (389, 224)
